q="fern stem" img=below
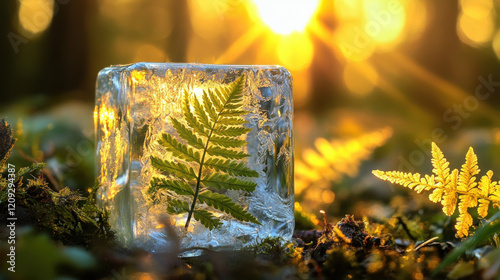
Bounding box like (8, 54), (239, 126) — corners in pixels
(399, 180), (499, 205)
(432, 184), (499, 204)
(185, 117), (222, 229)
(184, 77), (245, 230)
(185, 130), (212, 229)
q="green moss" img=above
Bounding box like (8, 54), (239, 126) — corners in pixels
(0, 120), (114, 247)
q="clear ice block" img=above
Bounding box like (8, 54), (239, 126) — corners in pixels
(95, 63), (294, 253)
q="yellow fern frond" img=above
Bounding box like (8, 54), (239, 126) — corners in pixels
(441, 169), (459, 216)
(455, 209), (473, 238)
(492, 181), (500, 209)
(299, 127), (393, 183)
(431, 143), (450, 185)
(478, 171), (497, 218)
(457, 147), (479, 192)
(429, 188), (444, 203)
(372, 170), (435, 193)
(373, 142), (499, 238)
(296, 127), (392, 209)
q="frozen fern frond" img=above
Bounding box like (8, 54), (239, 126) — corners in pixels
(373, 142), (500, 238)
(149, 75), (261, 230)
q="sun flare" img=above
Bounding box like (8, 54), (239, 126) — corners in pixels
(251, 0), (320, 35)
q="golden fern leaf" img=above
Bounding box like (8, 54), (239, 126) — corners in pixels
(454, 147), (480, 236)
(296, 127), (392, 211)
(441, 169), (458, 216)
(455, 201), (473, 238)
(371, 170), (435, 193)
(431, 143), (450, 186)
(457, 147), (479, 193)
(297, 128), (393, 191)
(478, 171), (497, 218)
(373, 142), (500, 238)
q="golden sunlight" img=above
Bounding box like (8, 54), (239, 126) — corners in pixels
(133, 44), (167, 62)
(277, 33), (314, 71)
(362, 0), (406, 44)
(457, 0), (495, 47)
(343, 61), (379, 96)
(98, 106), (115, 139)
(18, 0), (54, 36)
(333, 0), (408, 61)
(251, 0), (320, 35)
(457, 12), (495, 47)
(492, 30), (500, 60)
(461, 0), (494, 18)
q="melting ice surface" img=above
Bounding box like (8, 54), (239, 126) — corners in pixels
(95, 63), (294, 255)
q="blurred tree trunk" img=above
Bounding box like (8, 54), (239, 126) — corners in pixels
(167, 0), (190, 62)
(1, 1), (20, 102)
(1, 1), (90, 104)
(46, 0), (90, 101)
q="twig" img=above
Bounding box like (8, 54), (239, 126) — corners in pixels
(397, 216), (417, 242)
(413, 237), (439, 251)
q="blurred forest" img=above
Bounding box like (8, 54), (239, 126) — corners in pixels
(2, 0), (500, 235)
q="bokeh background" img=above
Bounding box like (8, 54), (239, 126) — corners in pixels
(2, 0), (500, 228)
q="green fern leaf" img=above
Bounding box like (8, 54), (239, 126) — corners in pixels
(225, 81), (244, 102)
(193, 209), (222, 230)
(206, 146), (249, 159)
(166, 198), (190, 214)
(183, 92), (208, 136)
(201, 173), (257, 192)
(150, 156), (197, 180)
(220, 110), (247, 117)
(149, 75), (260, 230)
(208, 88), (224, 112)
(213, 125), (252, 137)
(222, 102), (246, 110)
(202, 91), (218, 122)
(210, 135), (246, 148)
(193, 97), (211, 129)
(198, 190), (261, 225)
(150, 177), (194, 196)
(217, 117), (248, 126)
(171, 118), (204, 149)
(158, 133), (200, 163)
(214, 88), (227, 104)
(204, 158), (259, 177)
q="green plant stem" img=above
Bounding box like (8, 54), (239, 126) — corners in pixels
(183, 77), (243, 229)
(184, 131), (211, 229)
(432, 211), (500, 276)
(184, 115), (219, 229)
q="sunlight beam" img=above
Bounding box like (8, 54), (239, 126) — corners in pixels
(390, 52), (500, 122)
(214, 25), (265, 64)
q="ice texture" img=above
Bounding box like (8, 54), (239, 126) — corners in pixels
(95, 63), (294, 253)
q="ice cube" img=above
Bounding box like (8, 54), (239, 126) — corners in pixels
(95, 63), (294, 253)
